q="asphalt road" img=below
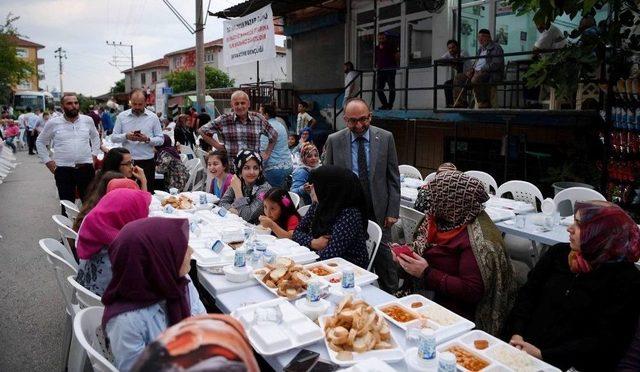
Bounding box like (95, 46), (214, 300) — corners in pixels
(0, 150), (66, 371)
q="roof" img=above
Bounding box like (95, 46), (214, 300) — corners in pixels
(164, 38), (286, 57)
(210, 0), (329, 18)
(122, 57), (169, 73)
(7, 35), (44, 49)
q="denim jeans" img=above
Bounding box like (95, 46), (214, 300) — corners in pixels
(264, 167), (293, 189)
(5, 136), (16, 153)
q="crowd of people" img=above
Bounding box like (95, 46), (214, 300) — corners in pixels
(10, 85), (639, 372)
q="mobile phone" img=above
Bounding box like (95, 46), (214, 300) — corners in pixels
(391, 244), (414, 257)
(284, 349), (319, 372)
(309, 360), (338, 372)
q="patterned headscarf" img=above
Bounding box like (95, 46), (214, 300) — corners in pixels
(300, 142), (320, 170)
(415, 170), (489, 231)
(568, 201), (640, 273)
(233, 149), (266, 198)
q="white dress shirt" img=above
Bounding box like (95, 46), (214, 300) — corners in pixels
(111, 109), (164, 160)
(535, 25), (567, 50)
(36, 114), (101, 166)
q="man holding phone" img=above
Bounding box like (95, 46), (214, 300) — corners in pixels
(111, 89), (164, 190)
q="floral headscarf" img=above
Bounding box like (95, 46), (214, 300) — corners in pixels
(300, 142), (320, 170)
(233, 149), (266, 198)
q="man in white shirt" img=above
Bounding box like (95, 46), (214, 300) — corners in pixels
(534, 21), (567, 51)
(343, 61), (360, 109)
(440, 40), (472, 107)
(18, 107), (35, 149)
(111, 89), (164, 190)
(296, 101), (316, 135)
(36, 93), (100, 214)
(26, 108), (41, 154)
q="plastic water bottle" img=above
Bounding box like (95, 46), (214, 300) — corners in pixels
(341, 267), (355, 290)
(234, 246), (246, 268)
(438, 352), (456, 372)
(306, 280), (322, 305)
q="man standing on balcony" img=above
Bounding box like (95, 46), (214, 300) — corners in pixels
(375, 32), (400, 110)
(343, 61), (360, 109)
(440, 40), (472, 108)
(454, 29), (504, 108)
(323, 98), (401, 293)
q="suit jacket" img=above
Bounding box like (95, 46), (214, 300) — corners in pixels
(323, 125), (400, 225)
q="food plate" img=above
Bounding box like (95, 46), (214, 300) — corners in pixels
(231, 298), (323, 356)
(437, 330), (561, 372)
(305, 257), (378, 287)
(374, 294), (474, 344)
(318, 296), (405, 366)
(253, 257), (314, 300)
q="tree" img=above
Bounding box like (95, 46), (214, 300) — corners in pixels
(165, 66), (234, 93)
(0, 13), (36, 103)
(111, 78), (125, 93)
(77, 94), (96, 113)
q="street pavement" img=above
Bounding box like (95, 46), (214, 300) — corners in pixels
(0, 150), (66, 371)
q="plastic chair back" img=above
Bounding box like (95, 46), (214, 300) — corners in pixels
(180, 153), (188, 163)
(40, 239), (78, 317)
(553, 187), (606, 217)
(73, 307), (117, 372)
(288, 191), (301, 209)
(399, 205), (425, 244)
(67, 276), (102, 308)
(399, 165), (422, 181)
(424, 172), (436, 184)
(183, 158), (203, 192)
(366, 220), (382, 272)
(464, 170), (498, 195)
(298, 204), (310, 217)
(60, 200), (80, 220)
(496, 180), (544, 211)
(52, 214), (78, 260)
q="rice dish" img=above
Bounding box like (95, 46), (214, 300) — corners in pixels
(487, 345), (540, 371)
(419, 304), (459, 326)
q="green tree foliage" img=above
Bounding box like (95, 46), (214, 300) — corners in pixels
(165, 66), (234, 93)
(112, 78), (125, 93)
(0, 13), (36, 103)
(77, 94), (96, 113)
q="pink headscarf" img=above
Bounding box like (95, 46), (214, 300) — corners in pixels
(106, 178), (140, 193)
(76, 188), (151, 260)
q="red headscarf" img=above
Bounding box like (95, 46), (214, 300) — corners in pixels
(76, 188), (150, 260)
(106, 178), (140, 193)
(569, 201), (640, 273)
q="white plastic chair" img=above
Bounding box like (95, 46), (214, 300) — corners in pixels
(288, 191), (301, 209)
(465, 170), (498, 195)
(67, 276), (102, 308)
(180, 153), (188, 163)
(73, 307), (117, 372)
(496, 180), (544, 210)
(298, 204), (311, 217)
(424, 172), (436, 184)
(52, 214), (79, 262)
(399, 165), (422, 181)
(366, 220), (383, 272)
(183, 158), (203, 192)
(553, 187), (606, 217)
(60, 200), (80, 220)
(399, 205), (425, 244)
(179, 144), (196, 160)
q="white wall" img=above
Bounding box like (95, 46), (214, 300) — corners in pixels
(216, 52), (288, 85)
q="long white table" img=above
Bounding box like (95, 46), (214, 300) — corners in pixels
(495, 213), (569, 246)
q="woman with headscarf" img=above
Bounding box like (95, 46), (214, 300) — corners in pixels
(155, 134), (188, 191)
(293, 165), (369, 268)
(75, 188), (151, 296)
(173, 114), (196, 148)
(299, 127), (313, 146)
(219, 150), (271, 224)
(395, 169), (516, 336)
(290, 143), (321, 205)
(103, 217), (206, 372)
(131, 314), (259, 372)
(505, 201), (640, 371)
(73, 171), (130, 232)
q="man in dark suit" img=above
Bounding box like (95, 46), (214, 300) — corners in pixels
(323, 98), (401, 293)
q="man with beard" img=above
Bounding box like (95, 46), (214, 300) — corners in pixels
(111, 89), (164, 190)
(323, 97), (401, 293)
(36, 93), (101, 214)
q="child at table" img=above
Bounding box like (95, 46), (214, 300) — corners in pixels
(206, 150), (233, 199)
(259, 188), (300, 239)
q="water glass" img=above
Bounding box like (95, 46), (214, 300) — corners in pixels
(515, 215), (526, 229)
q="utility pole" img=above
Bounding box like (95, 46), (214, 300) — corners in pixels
(54, 47), (67, 94)
(106, 41), (134, 91)
(195, 0), (206, 110)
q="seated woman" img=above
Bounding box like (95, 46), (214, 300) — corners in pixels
(100, 147), (148, 191)
(73, 171), (132, 231)
(299, 127), (312, 146)
(259, 188), (301, 239)
(155, 134), (189, 191)
(395, 169), (516, 336)
(173, 114), (196, 148)
(103, 217), (206, 372)
(293, 165), (368, 268)
(206, 150), (233, 199)
(290, 143), (321, 205)
(219, 150), (271, 224)
(505, 201), (640, 371)
(75, 188), (151, 296)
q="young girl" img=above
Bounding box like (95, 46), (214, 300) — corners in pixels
(259, 188), (301, 239)
(219, 150), (271, 224)
(290, 143), (321, 205)
(206, 150), (233, 198)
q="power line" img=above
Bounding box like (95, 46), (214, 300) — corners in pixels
(163, 0), (195, 34)
(54, 47), (67, 93)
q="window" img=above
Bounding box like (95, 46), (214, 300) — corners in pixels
(141, 72), (146, 85)
(408, 17), (433, 66)
(205, 50), (215, 63)
(456, 3), (490, 56)
(16, 48), (28, 59)
(151, 71), (157, 82)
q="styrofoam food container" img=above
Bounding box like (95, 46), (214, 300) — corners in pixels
(223, 265), (253, 283)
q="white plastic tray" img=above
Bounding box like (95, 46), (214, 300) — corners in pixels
(318, 315), (405, 366)
(485, 197), (535, 214)
(437, 330), (561, 372)
(231, 298), (323, 356)
(305, 257), (378, 287)
(374, 294), (474, 344)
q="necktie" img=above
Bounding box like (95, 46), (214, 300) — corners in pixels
(356, 136), (373, 218)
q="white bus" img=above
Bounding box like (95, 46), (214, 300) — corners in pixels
(12, 91), (55, 112)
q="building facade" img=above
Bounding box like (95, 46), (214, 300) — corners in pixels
(10, 35), (44, 92)
(123, 57), (170, 93)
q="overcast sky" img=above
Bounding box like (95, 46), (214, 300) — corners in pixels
(1, 0), (268, 96)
